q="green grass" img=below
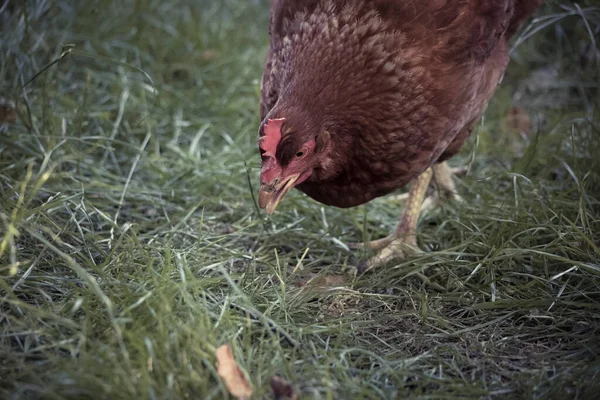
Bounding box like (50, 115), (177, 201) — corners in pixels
(1, 1), (599, 399)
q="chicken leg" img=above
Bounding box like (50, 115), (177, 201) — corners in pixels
(356, 167), (432, 272)
(355, 162), (462, 272)
(422, 162), (464, 213)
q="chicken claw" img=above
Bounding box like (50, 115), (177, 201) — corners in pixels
(347, 234), (395, 250)
(355, 162), (463, 275)
(350, 162), (464, 251)
(357, 167), (433, 272)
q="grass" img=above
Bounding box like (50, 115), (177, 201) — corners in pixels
(1, 0), (599, 399)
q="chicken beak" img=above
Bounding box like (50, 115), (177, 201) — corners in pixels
(258, 174), (299, 215)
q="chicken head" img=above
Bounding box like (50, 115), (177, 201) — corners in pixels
(258, 117), (330, 214)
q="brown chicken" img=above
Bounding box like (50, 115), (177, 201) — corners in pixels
(257, 0), (542, 271)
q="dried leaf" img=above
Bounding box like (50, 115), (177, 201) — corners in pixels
(200, 49), (221, 62)
(504, 106), (532, 136)
(216, 344), (252, 400)
(0, 100), (16, 124)
(270, 375), (297, 400)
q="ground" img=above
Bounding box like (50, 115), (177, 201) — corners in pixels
(1, 1), (599, 399)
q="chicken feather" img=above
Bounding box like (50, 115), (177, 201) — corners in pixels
(258, 0), (542, 208)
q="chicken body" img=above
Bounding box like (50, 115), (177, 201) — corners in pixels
(259, 0), (542, 271)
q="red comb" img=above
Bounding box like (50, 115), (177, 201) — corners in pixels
(260, 118), (284, 157)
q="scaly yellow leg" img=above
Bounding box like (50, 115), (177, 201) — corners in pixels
(421, 162), (464, 213)
(351, 162), (465, 252)
(357, 167), (433, 272)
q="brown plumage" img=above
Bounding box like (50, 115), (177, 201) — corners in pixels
(258, 0), (542, 271)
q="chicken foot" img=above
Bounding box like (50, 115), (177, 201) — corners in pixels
(350, 162), (463, 251)
(356, 167), (433, 273)
(351, 163), (463, 293)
